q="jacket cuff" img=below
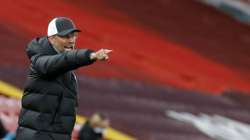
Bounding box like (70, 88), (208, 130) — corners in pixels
(76, 49), (96, 65)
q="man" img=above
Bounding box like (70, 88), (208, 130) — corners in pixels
(78, 113), (110, 140)
(15, 17), (112, 140)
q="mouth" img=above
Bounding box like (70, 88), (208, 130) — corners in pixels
(64, 46), (74, 51)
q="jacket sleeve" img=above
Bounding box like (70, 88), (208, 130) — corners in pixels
(30, 49), (95, 76)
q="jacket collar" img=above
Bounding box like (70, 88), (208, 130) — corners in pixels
(26, 36), (58, 59)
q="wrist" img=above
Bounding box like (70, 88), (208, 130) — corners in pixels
(90, 52), (97, 60)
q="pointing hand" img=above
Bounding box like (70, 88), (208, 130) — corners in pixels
(90, 49), (112, 61)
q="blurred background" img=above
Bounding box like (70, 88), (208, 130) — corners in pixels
(0, 0), (250, 140)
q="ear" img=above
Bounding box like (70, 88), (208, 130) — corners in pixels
(48, 36), (56, 44)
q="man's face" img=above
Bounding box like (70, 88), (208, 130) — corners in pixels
(52, 32), (78, 52)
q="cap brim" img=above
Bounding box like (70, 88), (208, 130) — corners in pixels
(57, 28), (81, 36)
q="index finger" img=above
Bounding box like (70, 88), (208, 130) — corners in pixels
(104, 49), (113, 53)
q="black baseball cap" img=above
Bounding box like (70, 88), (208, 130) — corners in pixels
(47, 17), (81, 37)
